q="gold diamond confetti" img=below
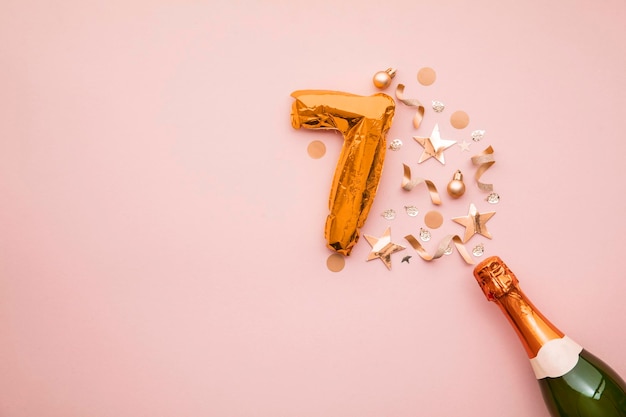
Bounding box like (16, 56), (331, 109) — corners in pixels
(486, 192), (500, 204)
(432, 100), (445, 113)
(472, 243), (485, 257)
(404, 205), (419, 217)
(389, 138), (403, 151)
(471, 129), (485, 142)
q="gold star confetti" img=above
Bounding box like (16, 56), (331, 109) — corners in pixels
(458, 140), (471, 151)
(402, 255), (412, 263)
(452, 203), (496, 243)
(364, 227), (406, 270)
(413, 124), (456, 164)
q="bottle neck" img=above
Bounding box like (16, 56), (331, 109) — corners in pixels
(491, 288), (564, 358)
(473, 256), (564, 359)
(474, 257), (584, 379)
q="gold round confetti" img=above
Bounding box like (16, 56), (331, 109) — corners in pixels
(450, 111), (470, 129)
(417, 67), (436, 86)
(424, 210), (444, 229)
(307, 140), (326, 159)
(326, 253), (345, 272)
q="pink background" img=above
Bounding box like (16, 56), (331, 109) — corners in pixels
(1, 1), (625, 416)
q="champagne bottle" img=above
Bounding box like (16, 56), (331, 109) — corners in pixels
(473, 256), (626, 417)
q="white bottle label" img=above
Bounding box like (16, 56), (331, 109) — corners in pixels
(529, 336), (583, 379)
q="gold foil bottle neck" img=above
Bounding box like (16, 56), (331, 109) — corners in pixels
(473, 256), (564, 357)
(473, 256), (520, 301)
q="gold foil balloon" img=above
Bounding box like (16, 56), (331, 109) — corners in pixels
(290, 90), (396, 255)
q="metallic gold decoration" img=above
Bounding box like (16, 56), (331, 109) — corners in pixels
(364, 227), (406, 270)
(471, 129), (485, 141)
(446, 170), (466, 198)
(471, 145), (496, 191)
(458, 140), (471, 152)
(404, 205), (419, 217)
(389, 138), (403, 151)
(395, 84), (424, 129)
(404, 234), (474, 264)
(486, 192), (500, 204)
(452, 203), (496, 243)
(401, 164), (442, 205)
(472, 243), (485, 257)
(372, 68), (396, 89)
(432, 100), (445, 112)
(413, 124), (456, 164)
(291, 90), (395, 255)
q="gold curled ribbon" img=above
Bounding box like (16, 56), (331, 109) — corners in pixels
(471, 145), (495, 192)
(404, 234), (474, 264)
(401, 163), (441, 205)
(395, 84), (424, 129)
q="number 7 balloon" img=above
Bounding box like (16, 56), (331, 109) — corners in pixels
(290, 90), (396, 256)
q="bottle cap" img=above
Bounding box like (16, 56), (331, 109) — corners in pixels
(473, 256), (520, 301)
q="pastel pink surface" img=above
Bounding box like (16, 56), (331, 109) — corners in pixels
(1, 1), (625, 416)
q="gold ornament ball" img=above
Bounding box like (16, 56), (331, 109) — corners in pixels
(372, 68), (396, 89)
(447, 170), (466, 198)
(447, 180), (465, 198)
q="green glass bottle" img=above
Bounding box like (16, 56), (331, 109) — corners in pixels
(473, 256), (626, 417)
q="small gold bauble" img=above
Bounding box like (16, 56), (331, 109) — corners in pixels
(372, 68), (397, 89)
(447, 170), (466, 198)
